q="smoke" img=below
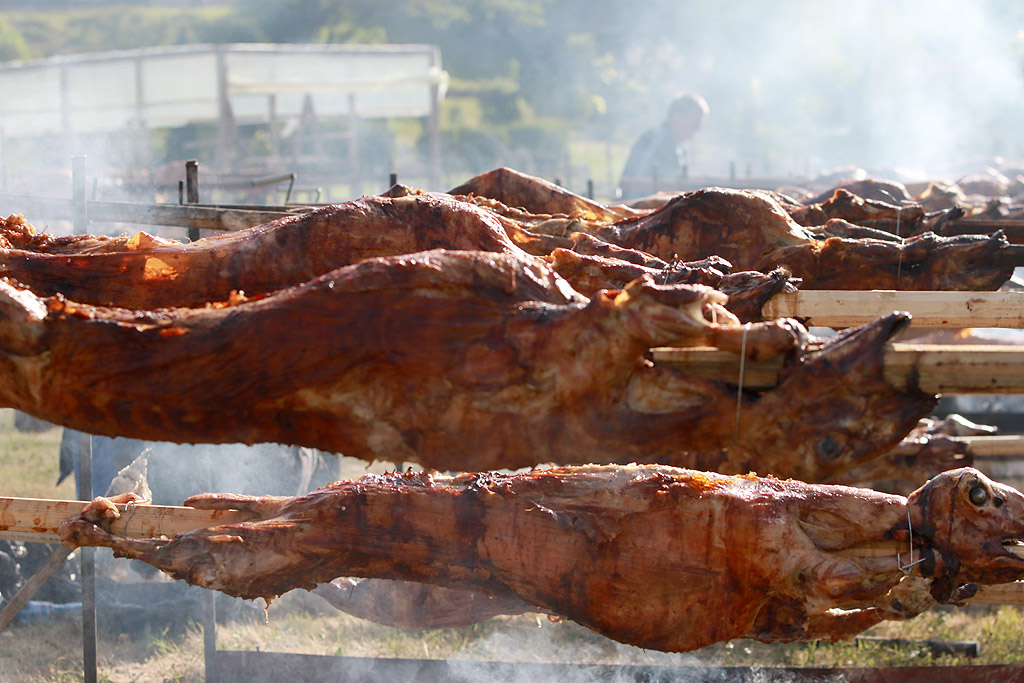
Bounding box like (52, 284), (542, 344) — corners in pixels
(610, 0), (1024, 181)
(444, 620), (710, 683)
(441, 620), (838, 683)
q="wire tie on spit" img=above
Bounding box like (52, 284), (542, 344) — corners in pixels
(894, 204), (904, 288)
(897, 507), (924, 575)
(879, 189), (905, 289)
(123, 499), (138, 529)
(732, 323), (750, 445)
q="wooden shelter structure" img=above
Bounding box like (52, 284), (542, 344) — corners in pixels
(0, 43), (448, 193)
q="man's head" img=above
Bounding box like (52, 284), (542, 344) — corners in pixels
(666, 93), (709, 144)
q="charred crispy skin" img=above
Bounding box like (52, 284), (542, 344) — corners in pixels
(58, 466), (1024, 652)
(790, 188), (926, 233)
(589, 188), (1024, 290)
(0, 248), (931, 481)
(754, 232), (1017, 291)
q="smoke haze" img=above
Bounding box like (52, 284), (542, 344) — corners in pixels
(609, 0), (1024, 181)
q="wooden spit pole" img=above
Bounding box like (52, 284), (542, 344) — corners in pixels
(652, 343), (1024, 394)
(762, 290), (1024, 328)
(0, 497), (256, 545)
(3, 496), (1024, 607)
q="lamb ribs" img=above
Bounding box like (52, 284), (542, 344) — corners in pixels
(58, 465), (1024, 652)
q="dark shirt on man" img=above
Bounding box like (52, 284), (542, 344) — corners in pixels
(619, 123), (687, 198)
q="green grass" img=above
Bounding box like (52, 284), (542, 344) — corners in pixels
(0, 409), (70, 499)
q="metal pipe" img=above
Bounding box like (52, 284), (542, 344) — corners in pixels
(250, 173), (296, 204)
(76, 437), (97, 683)
(72, 156), (88, 235)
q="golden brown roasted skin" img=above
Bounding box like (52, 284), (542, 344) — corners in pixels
(448, 166), (640, 223)
(0, 248), (932, 481)
(58, 466), (1024, 652)
(0, 195), (525, 308)
(543, 248), (797, 320)
(592, 188), (1024, 290)
(312, 578), (533, 629)
(0, 201), (784, 321)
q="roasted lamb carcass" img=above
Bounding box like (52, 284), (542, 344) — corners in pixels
(447, 166), (641, 223)
(833, 414), (996, 494)
(585, 188), (1024, 290)
(0, 201), (786, 321)
(788, 188), (926, 234)
(543, 246), (797, 321)
(59, 466), (1024, 653)
(443, 171), (1024, 290)
(0, 247), (932, 483)
(0, 196), (527, 309)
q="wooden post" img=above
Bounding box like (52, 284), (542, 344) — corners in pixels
(426, 45), (442, 190)
(186, 160), (200, 242)
(347, 94), (360, 197)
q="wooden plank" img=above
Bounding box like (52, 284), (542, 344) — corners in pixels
(966, 581), (1024, 605)
(652, 343), (1024, 394)
(965, 435), (1024, 458)
(0, 497), (254, 543)
(762, 290), (1024, 328)
(0, 546), (72, 633)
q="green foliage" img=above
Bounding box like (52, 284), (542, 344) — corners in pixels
(0, 19), (30, 61)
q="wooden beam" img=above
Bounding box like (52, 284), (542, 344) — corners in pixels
(652, 343), (1024, 394)
(965, 435), (1024, 458)
(0, 497), (254, 544)
(943, 218), (1024, 243)
(0, 546), (73, 632)
(966, 581), (1024, 605)
(762, 290), (1024, 328)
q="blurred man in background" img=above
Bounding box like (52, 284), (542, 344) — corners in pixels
(618, 92), (709, 199)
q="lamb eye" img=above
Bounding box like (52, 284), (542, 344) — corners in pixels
(969, 486), (988, 506)
(818, 436), (841, 461)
